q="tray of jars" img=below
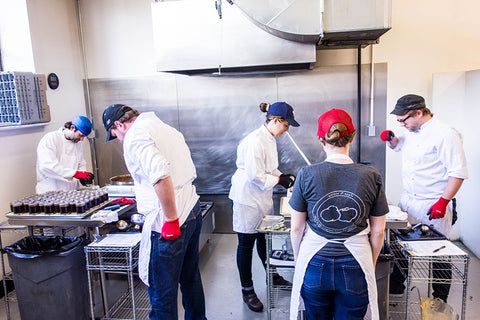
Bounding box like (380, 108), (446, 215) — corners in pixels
(5, 189), (111, 220)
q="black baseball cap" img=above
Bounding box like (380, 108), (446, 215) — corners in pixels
(390, 94), (426, 115)
(102, 104), (132, 142)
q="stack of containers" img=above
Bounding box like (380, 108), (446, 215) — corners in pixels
(0, 71), (50, 126)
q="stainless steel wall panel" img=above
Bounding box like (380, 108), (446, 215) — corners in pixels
(275, 65), (360, 175)
(86, 74), (178, 185)
(175, 74), (278, 193)
(86, 64), (387, 233)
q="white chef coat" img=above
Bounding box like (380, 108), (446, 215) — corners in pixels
(290, 226), (379, 320)
(393, 118), (468, 237)
(393, 118), (468, 199)
(229, 125), (281, 233)
(36, 128), (86, 193)
(122, 112), (199, 286)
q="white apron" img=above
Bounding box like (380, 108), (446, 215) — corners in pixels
(290, 226), (379, 320)
(399, 192), (453, 239)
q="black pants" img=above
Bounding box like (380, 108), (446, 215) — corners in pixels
(390, 260), (452, 302)
(236, 232), (267, 289)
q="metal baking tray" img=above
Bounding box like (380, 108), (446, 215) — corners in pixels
(5, 199), (114, 220)
(256, 215), (290, 233)
(392, 224), (446, 241)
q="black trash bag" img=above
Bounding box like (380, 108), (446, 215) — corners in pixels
(3, 236), (85, 259)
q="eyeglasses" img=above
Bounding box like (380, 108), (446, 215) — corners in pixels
(279, 118), (290, 129)
(397, 114), (412, 124)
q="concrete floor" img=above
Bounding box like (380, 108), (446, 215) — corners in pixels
(1, 233), (479, 319)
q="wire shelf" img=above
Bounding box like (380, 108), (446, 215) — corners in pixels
(0, 220), (28, 320)
(389, 238), (469, 320)
(389, 297), (421, 320)
(267, 268), (294, 309)
(103, 281), (150, 320)
(265, 228), (297, 320)
(85, 244), (140, 272)
(390, 241), (469, 285)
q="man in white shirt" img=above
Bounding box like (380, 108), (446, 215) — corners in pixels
(381, 94), (468, 302)
(36, 116), (94, 193)
(102, 104), (206, 320)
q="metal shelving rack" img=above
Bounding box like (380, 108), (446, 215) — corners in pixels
(0, 220), (27, 320)
(266, 231), (295, 320)
(258, 214), (297, 320)
(85, 234), (150, 320)
(389, 239), (469, 320)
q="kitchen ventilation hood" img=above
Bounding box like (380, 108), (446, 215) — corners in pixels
(231, 0), (391, 48)
(151, 0), (391, 74)
(151, 0), (316, 75)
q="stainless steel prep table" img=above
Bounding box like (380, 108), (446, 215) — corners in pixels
(6, 203), (135, 237)
(5, 202), (136, 319)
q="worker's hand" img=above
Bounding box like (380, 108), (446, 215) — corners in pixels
(380, 130), (395, 142)
(278, 174), (296, 189)
(74, 171), (95, 186)
(161, 218), (180, 240)
(427, 197), (449, 220)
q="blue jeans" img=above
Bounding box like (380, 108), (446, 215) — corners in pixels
(147, 201), (206, 320)
(301, 253), (369, 320)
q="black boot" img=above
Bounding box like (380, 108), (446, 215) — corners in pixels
(272, 273), (292, 288)
(242, 290), (263, 312)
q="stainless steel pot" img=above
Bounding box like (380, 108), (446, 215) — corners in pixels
(109, 174), (134, 186)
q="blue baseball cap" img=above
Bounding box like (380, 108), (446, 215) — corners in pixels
(268, 102), (300, 127)
(72, 116), (92, 136)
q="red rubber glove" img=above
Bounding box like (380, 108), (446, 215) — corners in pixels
(161, 218), (180, 240)
(111, 197), (136, 205)
(427, 197), (449, 220)
(73, 171), (95, 186)
(380, 130), (395, 141)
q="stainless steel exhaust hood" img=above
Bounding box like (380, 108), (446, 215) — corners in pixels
(151, 0), (391, 74)
(231, 0), (392, 48)
(151, 0), (317, 75)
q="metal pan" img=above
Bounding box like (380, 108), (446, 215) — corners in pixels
(109, 174), (134, 186)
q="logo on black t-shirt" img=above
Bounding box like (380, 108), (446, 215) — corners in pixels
(311, 190), (366, 234)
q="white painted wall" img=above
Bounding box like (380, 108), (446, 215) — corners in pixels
(0, 0), (92, 249)
(0, 0), (479, 254)
(374, 0), (480, 207)
(432, 70), (480, 256)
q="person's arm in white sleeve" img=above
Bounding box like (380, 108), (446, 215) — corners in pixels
(244, 140), (279, 190)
